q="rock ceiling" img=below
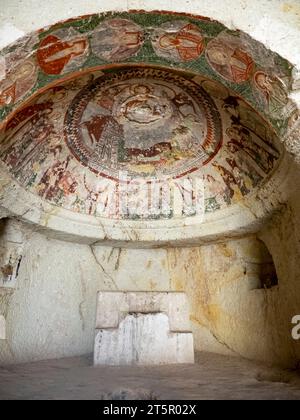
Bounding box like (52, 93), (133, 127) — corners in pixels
(0, 11), (296, 224)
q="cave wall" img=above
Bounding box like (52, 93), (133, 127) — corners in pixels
(0, 217), (299, 367)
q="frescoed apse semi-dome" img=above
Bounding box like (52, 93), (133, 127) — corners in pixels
(0, 65), (282, 219)
(0, 11), (295, 225)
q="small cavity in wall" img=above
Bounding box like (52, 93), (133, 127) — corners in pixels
(245, 239), (279, 290)
(0, 218), (24, 288)
(0, 314), (5, 339)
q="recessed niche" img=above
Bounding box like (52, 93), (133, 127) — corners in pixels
(246, 239), (279, 290)
(0, 315), (6, 340)
(258, 260), (278, 289)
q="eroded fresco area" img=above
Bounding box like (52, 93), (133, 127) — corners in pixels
(0, 66), (281, 219)
(0, 12), (296, 136)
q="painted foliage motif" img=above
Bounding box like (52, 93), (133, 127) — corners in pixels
(0, 67), (281, 219)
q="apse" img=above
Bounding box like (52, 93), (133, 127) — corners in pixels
(1, 5), (300, 401)
(0, 11), (295, 245)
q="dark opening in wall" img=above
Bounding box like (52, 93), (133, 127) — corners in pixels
(258, 260), (278, 289)
(245, 238), (279, 290)
(256, 240), (278, 289)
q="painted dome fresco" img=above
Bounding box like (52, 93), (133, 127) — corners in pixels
(0, 11), (296, 228)
(0, 65), (282, 220)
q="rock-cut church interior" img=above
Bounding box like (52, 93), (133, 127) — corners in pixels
(1, 0), (300, 400)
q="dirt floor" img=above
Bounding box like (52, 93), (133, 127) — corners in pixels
(1, 352), (300, 400)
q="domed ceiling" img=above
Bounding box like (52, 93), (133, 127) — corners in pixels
(0, 11), (296, 226)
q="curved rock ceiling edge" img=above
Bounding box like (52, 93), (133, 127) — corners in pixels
(0, 10), (294, 224)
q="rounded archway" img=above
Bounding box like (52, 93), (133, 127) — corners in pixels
(0, 10), (297, 245)
(1, 5), (300, 388)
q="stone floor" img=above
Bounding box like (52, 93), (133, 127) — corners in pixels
(1, 352), (300, 400)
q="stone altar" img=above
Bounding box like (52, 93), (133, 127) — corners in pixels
(93, 291), (194, 365)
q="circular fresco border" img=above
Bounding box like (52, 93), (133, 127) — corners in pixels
(64, 66), (223, 182)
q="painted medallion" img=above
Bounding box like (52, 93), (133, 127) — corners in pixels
(151, 21), (205, 62)
(64, 67), (222, 180)
(90, 18), (144, 62)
